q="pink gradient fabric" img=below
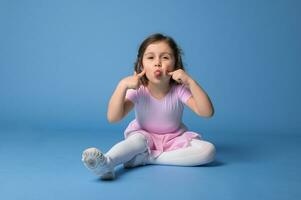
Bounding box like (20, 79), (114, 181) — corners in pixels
(124, 84), (201, 157)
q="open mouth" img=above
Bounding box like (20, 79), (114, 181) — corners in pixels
(154, 70), (162, 77)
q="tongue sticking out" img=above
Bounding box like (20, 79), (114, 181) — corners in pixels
(155, 71), (162, 77)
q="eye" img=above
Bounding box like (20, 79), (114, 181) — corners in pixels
(147, 57), (154, 59)
(163, 56), (169, 60)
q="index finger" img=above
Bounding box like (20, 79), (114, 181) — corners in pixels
(137, 69), (146, 78)
(167, 70), (173, 76)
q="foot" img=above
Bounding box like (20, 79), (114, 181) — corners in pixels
(82, 147), (115, 179)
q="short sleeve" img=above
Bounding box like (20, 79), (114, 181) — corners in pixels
(125, 89), (137, 104)
(176, 84), (192, 103)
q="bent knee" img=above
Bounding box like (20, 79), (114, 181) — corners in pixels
(191, 140), (216, 164)
(127, 132), (147, 144)
(205, 142), (216, 162)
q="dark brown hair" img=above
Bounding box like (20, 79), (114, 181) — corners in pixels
(134, 33), (185, 85)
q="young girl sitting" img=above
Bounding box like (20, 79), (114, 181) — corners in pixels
(82, 33), (216, 179)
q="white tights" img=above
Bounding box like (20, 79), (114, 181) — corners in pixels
(105, 132), (216, 167)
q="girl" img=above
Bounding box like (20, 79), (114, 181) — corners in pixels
(82, 33), (216, 179)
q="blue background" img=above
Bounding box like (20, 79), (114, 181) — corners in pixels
(1, 0), (300, 200)
(1, 0), (300, 134)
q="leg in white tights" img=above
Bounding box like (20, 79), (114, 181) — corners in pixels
(82, 134), (215, 179)
(105, 133), (148, 166)
(82, 133), (148, 179)
(148, 139), (216, 166)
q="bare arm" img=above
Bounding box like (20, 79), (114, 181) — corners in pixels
(168, 69), (214, 117)
(107, 70), (145, 123)
(186, 79), (214, 117)
(107, 82), (129, 123)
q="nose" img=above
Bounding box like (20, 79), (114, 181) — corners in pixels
(154, 58), (161, 67)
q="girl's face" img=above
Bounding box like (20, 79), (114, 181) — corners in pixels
(142, 41), (175, 84)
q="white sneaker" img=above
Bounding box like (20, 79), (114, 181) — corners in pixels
(123, 150), (149, 168)
(82, 147), (115, 180)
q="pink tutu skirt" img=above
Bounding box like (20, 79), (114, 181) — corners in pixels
(124, 120), (201, 158)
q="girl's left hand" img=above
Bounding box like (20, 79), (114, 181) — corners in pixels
(168, 69), (193, 86)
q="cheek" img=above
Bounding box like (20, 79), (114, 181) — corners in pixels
(142, 66), (152, 78)
(165, 62), (175, 71)
(166, 59), (175, 66)
(142, 59), (151, 68)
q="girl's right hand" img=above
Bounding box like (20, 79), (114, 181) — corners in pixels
(121, 69), (146, 90)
